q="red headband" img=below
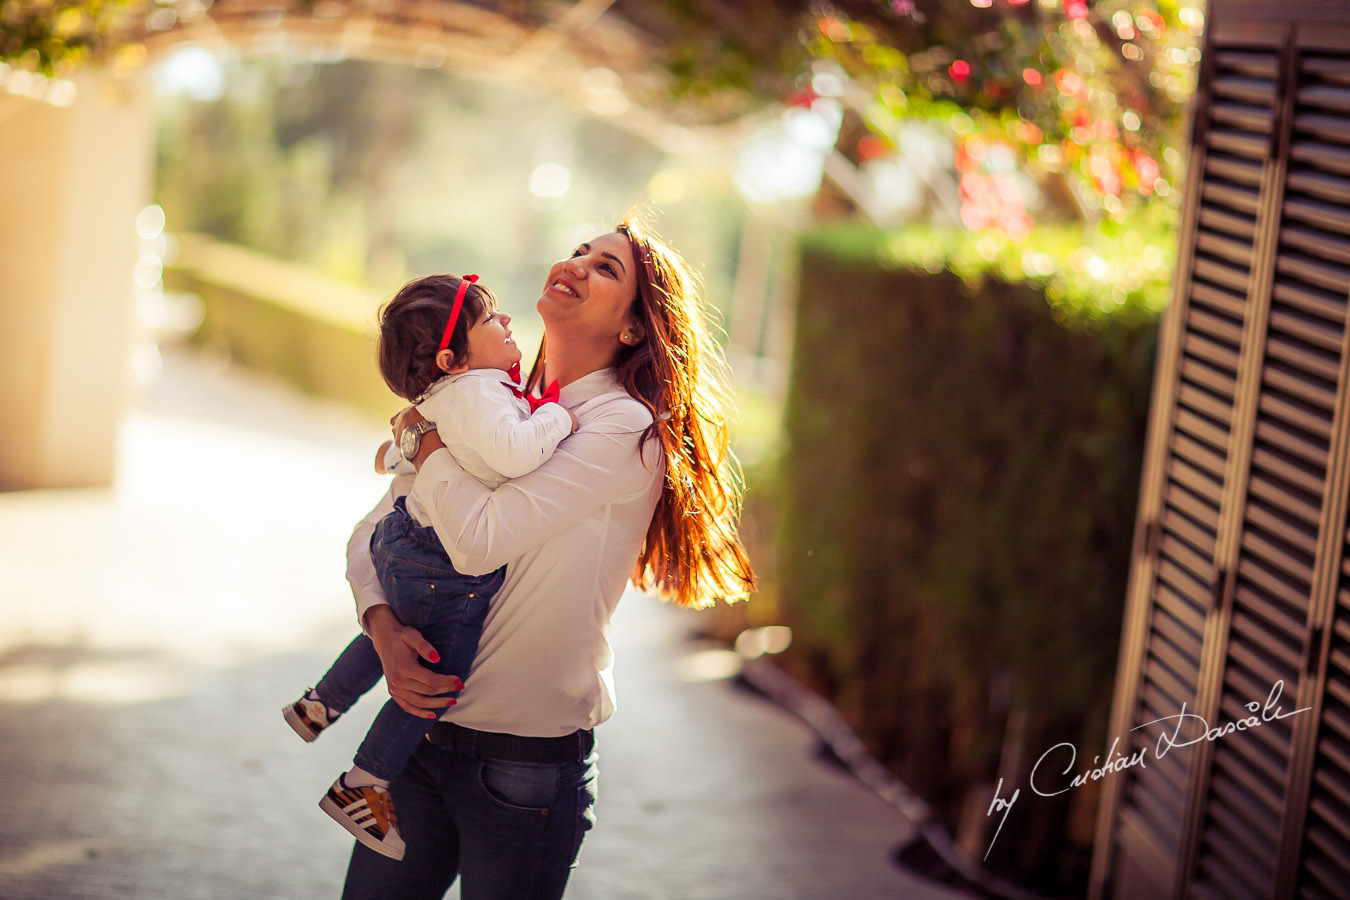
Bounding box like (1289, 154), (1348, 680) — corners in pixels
(437, 274), (479, 354)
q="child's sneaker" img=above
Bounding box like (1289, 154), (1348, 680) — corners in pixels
(319, 777), (406, 861)
(282, 690), (340, 743)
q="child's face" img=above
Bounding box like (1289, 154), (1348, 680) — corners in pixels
(461, 306), (522, 373)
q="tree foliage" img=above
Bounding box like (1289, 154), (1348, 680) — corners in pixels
(5, 0), (1201, 225)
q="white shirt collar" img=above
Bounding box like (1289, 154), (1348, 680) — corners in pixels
(558, 368), (623, 407)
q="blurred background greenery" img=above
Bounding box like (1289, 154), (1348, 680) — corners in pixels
(4, 1), (1207, 894)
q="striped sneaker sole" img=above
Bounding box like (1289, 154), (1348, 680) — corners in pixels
(282, 703), (322, 743)
(319, 782), (405, 861)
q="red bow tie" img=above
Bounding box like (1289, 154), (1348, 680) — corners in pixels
(503, 363), (560, 412)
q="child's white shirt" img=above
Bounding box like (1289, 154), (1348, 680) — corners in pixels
(402, 368), (573, 527)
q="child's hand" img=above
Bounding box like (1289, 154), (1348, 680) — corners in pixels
(374, 440), (394, 473)
(567, 408), (580, 434)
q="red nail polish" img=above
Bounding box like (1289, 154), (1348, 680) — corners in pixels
(429, 651), (441, 663)
(445, 699), (456, 706)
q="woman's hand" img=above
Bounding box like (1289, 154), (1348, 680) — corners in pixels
(391, 406), (445, 472)
(362, 604), (463, 718)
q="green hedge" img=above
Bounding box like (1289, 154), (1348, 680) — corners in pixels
(777, 228), (1159, 891)
(163, 235), (396, 417)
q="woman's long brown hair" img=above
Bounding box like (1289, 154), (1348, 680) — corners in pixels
(609, 216), (757, 608)
(526, 217), (757, 607)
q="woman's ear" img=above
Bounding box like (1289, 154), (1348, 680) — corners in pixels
(619, 319), (646, 347)
(435, 349), (469, 374)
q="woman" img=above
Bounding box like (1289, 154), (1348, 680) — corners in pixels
(341, 217), (756, 899)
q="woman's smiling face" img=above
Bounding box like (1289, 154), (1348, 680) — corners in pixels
(537, 232), (639, 348)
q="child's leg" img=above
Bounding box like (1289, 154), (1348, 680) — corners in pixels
(347, 604), (485, 783)
(352, 500), (503, 783)
(313, 633), (384, 715)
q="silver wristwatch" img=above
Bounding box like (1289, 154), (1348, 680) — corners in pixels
(399, 419), (438, 460)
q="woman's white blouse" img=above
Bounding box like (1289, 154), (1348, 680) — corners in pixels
(346, 367), (664, 737)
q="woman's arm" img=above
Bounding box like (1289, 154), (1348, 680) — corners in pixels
(403, 401), (660, 576)
(346, 485), (395, 629)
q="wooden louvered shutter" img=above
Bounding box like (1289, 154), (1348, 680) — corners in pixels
(1277, 36), (1350, 900)
(1182, 32), (1350, 900)
(1089, 27), (1286, 900)
(1094, 14), (1350, 899)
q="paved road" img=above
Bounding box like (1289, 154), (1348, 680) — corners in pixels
(0, 349), (971, 900)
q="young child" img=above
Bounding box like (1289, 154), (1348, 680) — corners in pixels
(283, 273), (577, 860)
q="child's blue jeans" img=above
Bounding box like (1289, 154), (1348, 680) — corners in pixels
(314, 496), (505, 782)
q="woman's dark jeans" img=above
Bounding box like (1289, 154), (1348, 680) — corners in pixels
(340, 738), (598, 900)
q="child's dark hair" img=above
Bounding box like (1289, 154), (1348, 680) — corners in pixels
(377, 274), (496, 401)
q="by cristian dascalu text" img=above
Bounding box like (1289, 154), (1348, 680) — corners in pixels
(983, 679), (1311, 860)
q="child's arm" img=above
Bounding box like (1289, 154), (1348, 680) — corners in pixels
(434, 376), (576, 480)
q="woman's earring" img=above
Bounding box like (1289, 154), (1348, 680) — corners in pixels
(620, 332), (633, 344)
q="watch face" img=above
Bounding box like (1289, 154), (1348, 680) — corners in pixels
(399, 427), (418, 460)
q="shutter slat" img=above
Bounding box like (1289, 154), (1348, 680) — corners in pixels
(1267, 308), (1348, 357)
(1311, 745), (1350, 807)
(1163, 482), (1222, 534)
(1257, 390), (1334, 444)
(1162, 501), (1220, 557)
(1269, 278), (1349, 327)
(1294, 85), (1350, 114)
(1153, 602), (1205, 664)
(1236, 557), (1314, 616)
(1214, 75), (1277, 105)
(1212, 735), (1285, 814)
(1168, 450), (1226, 505)
(1128, 768), (1189, 846)
(1277, 223), (1350, 267)
(1204, 157), (1265, 192)
(1173, 432), (1228, 482)
(1213, 102), (1276, 133)
(1179, 382), (1238, 429)
(1284, 173), (1350, 209)
(1157, 558), (1212, 603)
(1274, 251), (1350, 294)
(1228, 627), (1303, 703)
(1253, 416), (1331, 471)
(1247, 468), (1324, 526)
(1262, 362), (1338, 412)
(1198, 203), (1260, 240)
(1245, 498), (1320, 556)
(1181, 355), (1239, 399)
(1190, 304), (1247, 345)
(1264, 329), (1343, 382)
(1194, 256), (1255, 294)
(1215, 49), (1279, 77)
(1157, 581), (1208, 635)
(1212, 706), (1288, 794)
(1292, 112), (1350, 144)
(1196, 851), (1264, 900)
(1191, 281), (1251, 321)
(1183, 328), (1243, 372)
(1197, 232), (1260, 270)
(1240, 526), (1316, 588)
(1230, 580), (1309, 645)
(1290, 141), (1350, 176)
(1299, 857), (1344, 898)
(1151, 625), (1203, 690)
